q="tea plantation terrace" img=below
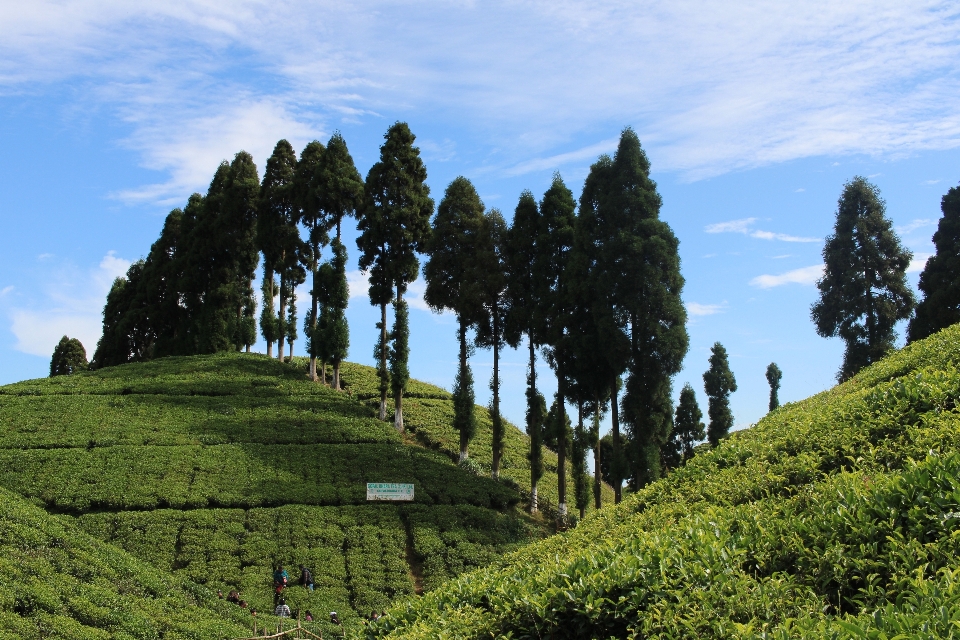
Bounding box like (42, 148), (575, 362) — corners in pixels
(0, 354), (611, 636)
(371, 322), (960, 639)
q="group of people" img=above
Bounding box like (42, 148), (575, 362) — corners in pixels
(272, 564), (316, 618)
(216, 588), (256, 618)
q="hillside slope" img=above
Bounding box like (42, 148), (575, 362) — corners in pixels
(371, 323), (960, 639)
(0, 484), (250, 640)
(0, 353), (606, 633)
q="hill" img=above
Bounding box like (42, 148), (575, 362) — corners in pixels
(370, 323), (960, 639)
(0, 353), (610, 636)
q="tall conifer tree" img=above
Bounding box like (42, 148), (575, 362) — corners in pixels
(295, 140), (328, 380)
(765, 363), (782, 412)
(704, 342), (737, 446)
(358, 122), (433, 423)
(811, 177), (914, 380)
(425, 177), (485, 457)
(908, 183), (960, 343)
(662, 383), (704, 470)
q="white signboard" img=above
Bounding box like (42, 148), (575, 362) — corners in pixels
(366, 483), (414, 501)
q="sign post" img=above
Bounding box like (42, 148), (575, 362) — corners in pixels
(366, 483), (415, 501)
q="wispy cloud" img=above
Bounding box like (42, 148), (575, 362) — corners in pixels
(750, 264), (824, 289)
(908, 252), (933, 273)
(686, 302), (724, 316)
(896, 218), (936, 235)
(706, 218), (820, 243)
(347, 270), (444, 314)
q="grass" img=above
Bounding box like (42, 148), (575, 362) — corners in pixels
(370, 322), (960, 639)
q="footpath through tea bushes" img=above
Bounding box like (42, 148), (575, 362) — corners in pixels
(0, 353), (608, 637)
(370, 323), (960, 639)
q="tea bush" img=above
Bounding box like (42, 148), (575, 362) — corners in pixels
(369, 323), (960, 639)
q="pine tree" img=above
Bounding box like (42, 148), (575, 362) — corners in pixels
(389, 297), (410, 424)
(324, 240), (351, 390)
(662, 383), (705, 470)
(314, 133), (363, 389)
(704, 342), (737, 446)
(766, 363), (782, 412)
(572, 401), (591, 521)
(223, 151), (261, 353)
(474, 208), (509, 478)
(504, 190), (546, 511)
(811, 177), (914, 381)
(424, 176), (485, 457)
(908, 184), (960, 343)
(537, 173), (577, 520)
(295, 140), (328, 381)
(50, 336), (87, 376)
(358, 122), (433, 423)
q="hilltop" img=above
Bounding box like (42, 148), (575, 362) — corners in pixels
(0, 353), (611, 637)
(371, 323), (960, 639)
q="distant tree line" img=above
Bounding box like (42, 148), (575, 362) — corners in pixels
(86, 119), (960, 523)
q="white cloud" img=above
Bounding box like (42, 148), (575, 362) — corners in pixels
(0, 286), (12, 297)
(3, 0), (959, 192)
(686, 302), (724, 316)
(923, 179), (942, 185)
(908, 252), (933, 273)
(750, 264), (824, 289)
(706, 218), (819, 242)
(6, 252), (131, 357)
(896, 218), (936, 235)
(347, 270), (447, 315)
(794, 188), (805, 192)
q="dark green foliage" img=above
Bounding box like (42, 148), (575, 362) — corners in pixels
(908, 183), (960, 343)
(812, 176), (914, 381)
(358, 122), (433, 420)
(425, 176), (486, 457)
(662, 383), (705, 470)
(526, 374), (547, 509)
(474, 208), (509, 477)
(369, 323), (960, 640)
(92, 262), (149, 368)
(389, 297), (410, 427)
(766, 362), (782, 411)
(704, 342), (737, 446)
(50, 336), (87, 377)
(316, 132), (365, 242)
(571, 405), (590, 520)
(295, 139), (328, 379)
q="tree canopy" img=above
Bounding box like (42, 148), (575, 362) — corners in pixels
(908, 183), (960, 343)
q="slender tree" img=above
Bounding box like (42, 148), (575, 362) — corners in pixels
(424, 176), (485, 456)
(474, 208), (509, 478)
(389, 297), (410, 427)
(765, 362), (782, 412)
(537, 173), (577, 520)
(504, 191), (546, 511)
(811, 177), (914, 381)
(314, 133), (364, 388)
(358, 122), (433, 424)
(662, 383), (705, 470)
(295, 140), (328, 381)
(704, 342), (737, 446)
(572, 401), (590, 521)
(50, 336), (87, 376)
(324, 240), (351, 390)
(223, 151), (261, 353)
(908, 183), (960, 343)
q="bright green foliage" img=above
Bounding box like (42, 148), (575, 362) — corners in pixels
(425, 176), (487, 459)
(50, 336), (87, 377)
(908, 183), (960, 343)
(368, 322), (960, 640)
(662, 382), (704, 470)
(358, 122), (434, 421)
(812, 176), (914, 381)
(0, 352), (601, 632)
(0, 485), (251, 639)
(766, 362), (783, 411)
(704, 341), (737, 446)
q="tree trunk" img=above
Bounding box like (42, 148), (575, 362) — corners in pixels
(277, 269), (286, 362)
(245, 345), (250, 353)
(310, 252), (319, 381)
(266, 272), (274, 359)
(458, 319), (469, 461)
(321, 360), (326, 385)
(529, 333), (538, 514)
(611, 375), (622, 504)
(491, 314), (501, 479)
(288, 339), (293, 361)
(578, 400), (585, 521)
(593, 392), (602, 510)
(379, 303), (388, 421)
(395, 289), (404, 433)
(557, 359), (567, 520)
(334, 362), (341, 391)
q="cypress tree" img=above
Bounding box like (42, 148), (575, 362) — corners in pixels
(358, 122), (433, 424)
(766, 362), (782, 411)
(811, 176), (914, 381)
(424, 176), (485, 456)
(223, 151), (261, 353)
(704, 342), (737, 446)
(662, 383), (705, 470)
(537, 173), (577, 520)
(314, 133), (363, 389)
(50, 336), (87, 376)
(295, 140), (328, 381)
(908, 184), (960, 343)
(504, 190), (546, 511)
(474, 208), (509, 478)
(389, 297), (410, 424)
(324, 240), (351, 390)
(572, 401), (590, 521)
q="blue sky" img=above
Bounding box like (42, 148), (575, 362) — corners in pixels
(1, 1), (959, 436)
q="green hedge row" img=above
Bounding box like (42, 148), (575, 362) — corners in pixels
(370, 323), (960, 638)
